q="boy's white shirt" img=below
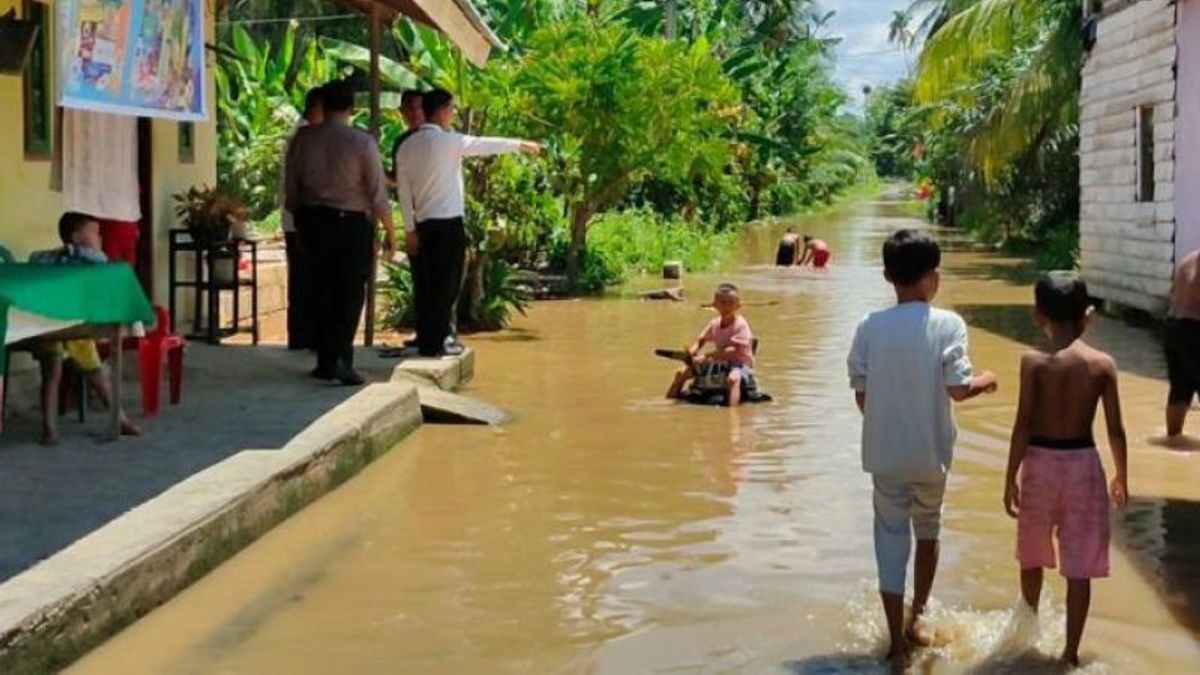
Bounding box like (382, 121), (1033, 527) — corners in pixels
(847, 302), (974, 480)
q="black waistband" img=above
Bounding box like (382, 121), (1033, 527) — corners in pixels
(1167, 317), (1200, 330)
(1029, 436), (1095, 450)
(417, 216), (465, 228)
(302, 205), (368, 219)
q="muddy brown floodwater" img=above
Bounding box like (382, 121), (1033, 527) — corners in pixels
(71, 197), (1200, 674)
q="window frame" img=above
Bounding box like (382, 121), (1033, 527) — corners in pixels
(178, 122), (195, 164)
(22, 0), (55, 160)
(1136, 105), (1156, 204)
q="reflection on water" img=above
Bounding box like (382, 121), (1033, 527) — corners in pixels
(1121, 498), (1200, 634)
(69, 198), (1200, 674)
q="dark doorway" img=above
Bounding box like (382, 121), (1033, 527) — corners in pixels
(136, 117), (154, 296)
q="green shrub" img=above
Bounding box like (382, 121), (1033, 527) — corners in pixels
(548, 208), (738, 294)
(469, 258), (532, 331)
(381, 258), (531, 333)
(381, 261), (416, 329)
(1033, 223), (1080, 271)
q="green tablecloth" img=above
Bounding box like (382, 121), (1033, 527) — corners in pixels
(0, 263), (155, 369)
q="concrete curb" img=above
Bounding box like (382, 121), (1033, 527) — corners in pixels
(393, 348), (476, 391)
(0, 348), (476, 673)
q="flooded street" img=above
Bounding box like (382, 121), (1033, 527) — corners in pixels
(71, 198), (1200, 673)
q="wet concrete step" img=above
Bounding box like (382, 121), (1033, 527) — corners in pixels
(416, 387), (509, 426)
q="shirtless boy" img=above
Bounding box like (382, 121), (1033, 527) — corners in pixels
(1004, 272), (1129, 667)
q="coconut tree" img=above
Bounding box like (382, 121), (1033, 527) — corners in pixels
(913, 0), (1081, 181)
(888, 9), (914, 50)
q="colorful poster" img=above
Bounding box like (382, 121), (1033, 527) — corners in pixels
(58, 0), (207, 121)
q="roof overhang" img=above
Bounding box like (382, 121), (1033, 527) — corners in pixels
(337, 0), (504, 67)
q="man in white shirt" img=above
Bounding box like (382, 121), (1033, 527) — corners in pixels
(395, 88), (542, 357)
(280, 87), (324, 351)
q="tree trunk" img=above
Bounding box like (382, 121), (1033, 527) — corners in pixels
(459, 247), (485, 332)
(565, 205), (591, 288)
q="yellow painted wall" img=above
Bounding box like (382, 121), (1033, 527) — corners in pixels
(0, 0), (65, 260)
(0, 0), (217, 308)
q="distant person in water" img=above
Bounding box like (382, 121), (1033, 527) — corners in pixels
(666, 283), (756, 407)
(799, 235), (831, 268)
(775, 228), (801, 266)
(847, 229), (997, 666)
(1004, 272), (1128, 667)
(1165, 248), (1200, 438)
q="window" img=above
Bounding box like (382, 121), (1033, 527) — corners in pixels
(1137, 105), (1156, 203)
(22, 0), (53, 159)
(179, 122), (195, 163)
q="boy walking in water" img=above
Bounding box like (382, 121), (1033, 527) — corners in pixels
(666, 283), (755, 407)
(847, 229), (997, 664)
(1004, 273), (1128, 667)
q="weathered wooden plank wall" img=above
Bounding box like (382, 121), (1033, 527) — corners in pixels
(1080, 0), (1177, 313)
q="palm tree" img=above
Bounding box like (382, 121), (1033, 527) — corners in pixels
(913, 0), (1080, 181)
(888, 9), (914, 50)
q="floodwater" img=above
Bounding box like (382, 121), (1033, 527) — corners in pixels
(71, 197), (1200, 673)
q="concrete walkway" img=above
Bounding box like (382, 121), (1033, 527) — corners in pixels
(0, 344), (404, 583)
(0, 342), (476, 672)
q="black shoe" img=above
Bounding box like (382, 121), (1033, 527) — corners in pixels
(334, 366), (365, 386)
(310, 366), (336, 380)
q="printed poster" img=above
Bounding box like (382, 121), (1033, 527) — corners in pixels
(58, 0), (207, 121)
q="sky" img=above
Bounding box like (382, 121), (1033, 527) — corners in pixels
(818, 0), (916, 106)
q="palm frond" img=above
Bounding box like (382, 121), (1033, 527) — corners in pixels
(914, 0), (1042, 103)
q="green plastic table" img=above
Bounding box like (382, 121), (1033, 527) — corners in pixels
(0, 263), (155, 440)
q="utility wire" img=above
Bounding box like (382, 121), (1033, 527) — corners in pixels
(216, 13), (360, 27)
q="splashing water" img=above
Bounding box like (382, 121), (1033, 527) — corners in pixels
(836, 581), (1112, 674)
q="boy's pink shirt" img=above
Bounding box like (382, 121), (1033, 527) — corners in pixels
(699, 315), (754, 366)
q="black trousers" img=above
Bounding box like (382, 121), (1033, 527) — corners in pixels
(297, 206), (375, 371)
(284, 230), (317, 350)
(414, 217), (466, 356)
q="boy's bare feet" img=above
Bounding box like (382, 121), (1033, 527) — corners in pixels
(1060, 652), (1081, 668)
(120, 418), (142, 436)
(40, 430), (61, 447)
(885, 644), (911, 672)
(905, 615), (933, 648)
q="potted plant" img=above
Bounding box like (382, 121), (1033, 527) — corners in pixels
(174, 185), (250, 248)
(174, 185), (249, 285)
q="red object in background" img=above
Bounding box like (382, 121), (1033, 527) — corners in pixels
(99, 219), (140, 265)
(139, 306), (186, 417)
(915, 184), (933, 201)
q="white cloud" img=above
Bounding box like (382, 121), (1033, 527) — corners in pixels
(817, 1), (915, 106)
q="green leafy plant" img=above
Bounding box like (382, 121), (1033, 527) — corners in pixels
(381, 261), (416, 329)
(173, 185), (249, 246)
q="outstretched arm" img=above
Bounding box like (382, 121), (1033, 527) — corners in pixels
(1102, 361), (1129, 508)
(1004, 357), (1035, 517)
(460, 134), (543, 158)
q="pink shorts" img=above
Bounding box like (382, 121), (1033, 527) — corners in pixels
(812, 248), (830, 268)
(1016, 447), (1110, 579)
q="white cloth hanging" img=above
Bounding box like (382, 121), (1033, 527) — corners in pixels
(62, 109), (141, 221)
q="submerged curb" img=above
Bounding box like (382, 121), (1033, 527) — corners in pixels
(0, 351), (474, 674)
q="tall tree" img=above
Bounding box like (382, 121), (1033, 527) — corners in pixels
(914, 0), (1081, 181)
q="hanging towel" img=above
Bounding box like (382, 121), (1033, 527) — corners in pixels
(62, 109), (141, 222)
